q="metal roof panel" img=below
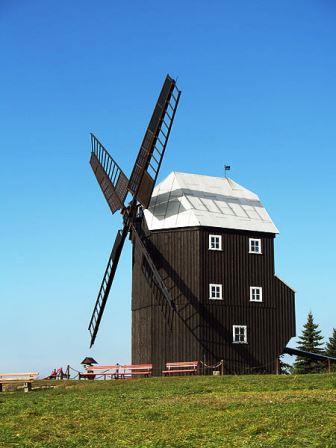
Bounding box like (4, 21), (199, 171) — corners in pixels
(144, 172), (279, 234)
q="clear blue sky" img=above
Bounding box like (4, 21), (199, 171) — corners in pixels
(1, 1), (335, 375)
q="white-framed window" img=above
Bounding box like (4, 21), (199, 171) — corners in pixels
(209, 234), (222, 251)
(249, 238), (262, 254)
(209, 283), (223, 300)
(233, 325), (247, 344)
(250, 286), (263, 302)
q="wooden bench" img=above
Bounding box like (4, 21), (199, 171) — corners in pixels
(79, 365), (122, 380)
(0, 372), (39, 392)
(79, 364), (152, 380)
(79, 364), (153, 380)
(162, 361), (199, 376)
(121, 364), (152, 379)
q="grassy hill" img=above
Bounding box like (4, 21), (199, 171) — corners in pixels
(0, 374), (335, 447)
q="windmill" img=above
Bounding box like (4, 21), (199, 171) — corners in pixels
(88, 75), (296, 375)
(88, 75), (181, 349)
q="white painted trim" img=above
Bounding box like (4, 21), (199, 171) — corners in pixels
(232, 325), (247, 344)
(209, 234), (222, 251)
(209, 283), (223, 300)
(250, 286), (263, 302)
(249, 238), (262, 254)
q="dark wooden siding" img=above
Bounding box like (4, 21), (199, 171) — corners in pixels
(199, 228), (295, 373)
(132, 225), (295, 375)
(132, 227), (202, 376)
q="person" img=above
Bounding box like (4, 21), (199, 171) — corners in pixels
(56, 367), (65, 380)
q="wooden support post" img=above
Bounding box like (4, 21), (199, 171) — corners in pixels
(23, 382), (32, 393)
(220, 360), (224, 376)
(275, 357), (280, 375)
(328, 359), (331, 374)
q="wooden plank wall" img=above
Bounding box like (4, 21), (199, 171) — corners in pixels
(132, 225), (295, 375)
(199, 228), (295, 373)
(132, 227), (202, 375)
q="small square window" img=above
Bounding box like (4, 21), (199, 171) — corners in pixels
(249, 238), (262, 254)
(209, 235), (222, 251)
(209, 283), (222, 300)
(250, 286), (263, 302)
(233, 325), (247, 343)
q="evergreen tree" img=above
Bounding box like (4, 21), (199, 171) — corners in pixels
(325, 328), (336, 372)
(294, 312), (324, 374)
(326, 328), (336, 358)
(279, 355), (293, 375)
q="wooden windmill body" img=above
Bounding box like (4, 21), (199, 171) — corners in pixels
(132, 173), (295, 374)
(88, 76), (295, 375)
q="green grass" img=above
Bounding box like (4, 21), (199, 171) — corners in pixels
(0, 374), (336, 447)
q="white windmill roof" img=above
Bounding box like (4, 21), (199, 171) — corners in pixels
(144, 172), (279, 234)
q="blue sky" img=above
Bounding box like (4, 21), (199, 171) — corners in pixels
(0, 1), (335, 375)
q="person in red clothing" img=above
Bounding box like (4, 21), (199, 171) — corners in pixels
(56, 368), (64, 379)
(49, 368), (57, 379)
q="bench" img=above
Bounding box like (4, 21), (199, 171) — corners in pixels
(0, 372), (39, 392)
(162, 361), (199, 376)
(122, 364), (152, 379)
(79, 365), (122, 380)
(79, 364), (152, 380)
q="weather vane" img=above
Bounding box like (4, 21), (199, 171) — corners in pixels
(224, 164), (231, 178)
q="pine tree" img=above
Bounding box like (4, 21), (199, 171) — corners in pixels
(294, 312), (324, 374)
(325, 328), (336, 372)
(279, 355), (293, 375)
(326, 328), (336, 358)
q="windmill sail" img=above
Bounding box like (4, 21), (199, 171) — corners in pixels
(90, 134), (129, 214)
(128, 75), (181, 208)
(88, 74), (181, 347)
(88, 225), (128, 347)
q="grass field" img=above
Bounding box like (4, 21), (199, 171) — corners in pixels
(0, 374), (335, 448)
